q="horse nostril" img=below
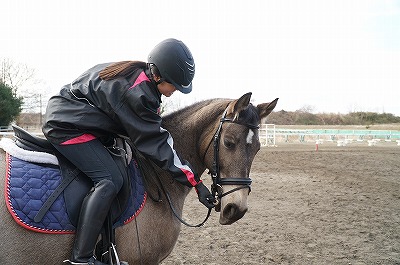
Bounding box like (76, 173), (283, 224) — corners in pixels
(223, 203), (237, 218)
(223, 203), (247, 223)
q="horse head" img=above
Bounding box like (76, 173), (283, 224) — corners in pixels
(208, 93), (278, 225)
(162, 92), (278, 226)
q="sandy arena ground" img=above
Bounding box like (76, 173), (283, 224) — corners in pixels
(162, 141), (400, 265)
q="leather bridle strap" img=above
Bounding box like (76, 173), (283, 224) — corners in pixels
(208, 108), (257, 201)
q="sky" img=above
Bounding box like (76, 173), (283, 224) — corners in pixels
(1, 0), (400, 115)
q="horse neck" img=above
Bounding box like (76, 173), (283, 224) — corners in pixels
(162, 100), (228, 175)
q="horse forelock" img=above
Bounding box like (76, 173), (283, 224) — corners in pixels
(234, 104), (260, 129)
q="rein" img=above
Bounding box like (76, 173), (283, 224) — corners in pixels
(157, 175), (212, 228)
(130, 140), (211, 228)
(207, 107), (258, 203)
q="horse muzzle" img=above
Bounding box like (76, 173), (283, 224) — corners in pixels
(212, 179), (252, 225)
(220, 202), (248, 225)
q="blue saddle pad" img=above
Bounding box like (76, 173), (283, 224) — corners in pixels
(4, 153), (147, 234)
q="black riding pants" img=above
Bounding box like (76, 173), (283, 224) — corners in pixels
(51, 139), (124, 193)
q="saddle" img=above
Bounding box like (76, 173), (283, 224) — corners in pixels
(2, 126), (146, 262)
(11, 125), (134, 227)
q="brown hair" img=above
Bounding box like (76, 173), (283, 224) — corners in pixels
(99, 61), (147, 80)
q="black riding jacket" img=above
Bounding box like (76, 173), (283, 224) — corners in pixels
(42, 63), (200, 188)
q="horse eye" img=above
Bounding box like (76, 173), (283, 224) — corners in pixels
(223, 139), (235, 149)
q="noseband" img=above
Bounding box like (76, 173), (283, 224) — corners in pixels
(207, 108), (259, 202)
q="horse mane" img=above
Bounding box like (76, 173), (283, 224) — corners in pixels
(162, 98), (225, 122)
(162, 98), (260, 129)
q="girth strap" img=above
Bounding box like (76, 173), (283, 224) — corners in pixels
(34, 163), (80, 223)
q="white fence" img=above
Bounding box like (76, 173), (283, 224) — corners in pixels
(259, 124), (276, 146)
(258, 125), (400, 146)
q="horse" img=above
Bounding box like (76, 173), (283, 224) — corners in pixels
(0, 92), (278, 265)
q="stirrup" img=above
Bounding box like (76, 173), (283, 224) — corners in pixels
(99, 243), (129, 265)
(63, 260), (91, 265)
(63, 257), (129, 265)
(63, 257), (100, 265)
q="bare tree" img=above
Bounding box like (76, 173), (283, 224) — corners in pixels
(0, 58), (36, 95)
(0, 58), (43, 113)
(297, 104), (316, 114)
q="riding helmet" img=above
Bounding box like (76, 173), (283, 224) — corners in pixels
(148, 38), (195, 94)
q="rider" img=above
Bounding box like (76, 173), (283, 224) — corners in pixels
(42, 38), (215, 265)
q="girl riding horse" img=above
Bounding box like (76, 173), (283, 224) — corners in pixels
(42, 38), (215, 265)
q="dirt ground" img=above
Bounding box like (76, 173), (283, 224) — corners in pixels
(162, 141), (400, 265)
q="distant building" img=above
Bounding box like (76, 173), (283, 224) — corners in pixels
(16, 113), (43, 132)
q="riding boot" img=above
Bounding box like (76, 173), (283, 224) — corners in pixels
(69, 179), (118, 265)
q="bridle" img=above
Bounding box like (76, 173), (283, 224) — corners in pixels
(152, 105), (259, 228)
(207, 107), (259, 204)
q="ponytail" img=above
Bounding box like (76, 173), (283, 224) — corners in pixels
(99, 61), (147, 80)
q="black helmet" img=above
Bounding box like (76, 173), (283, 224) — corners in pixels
(148, 38), (195, 94)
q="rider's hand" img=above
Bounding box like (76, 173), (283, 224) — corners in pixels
(195, 182), (215, 209)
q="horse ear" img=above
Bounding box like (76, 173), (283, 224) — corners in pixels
(226, 92), (252, 118)
(257, 98), (279, 119)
